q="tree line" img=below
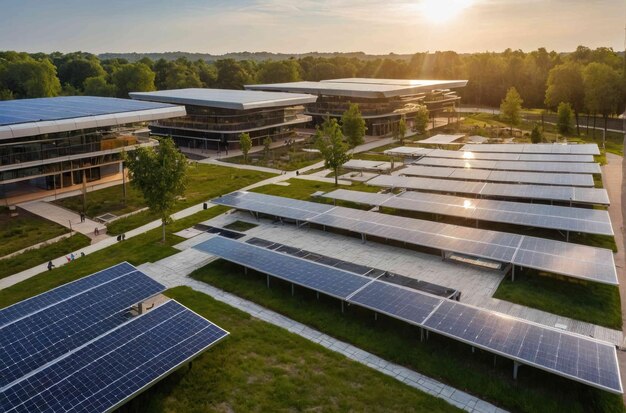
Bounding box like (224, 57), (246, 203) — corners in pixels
(0, 47), (624, 121)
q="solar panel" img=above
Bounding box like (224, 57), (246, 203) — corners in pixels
(193, 235), (372, 299)
(0, 270), (165, 388)
(401, 166), (594, 187)
(413, 157), (601, 174)
(367, 175), (609, 205)
(212, 191), (334, 221)
(347, 280), (443, 325)
(383, 147), (434, 157)
(418, 134), (465, 144)
(215, 191), (617, 284)
(422, 300), (621, 394)
(0, 300), (229, 413)
(461, 143), (600, 155)
(322, 189), (614, 236)
(0, 262), (136, 328)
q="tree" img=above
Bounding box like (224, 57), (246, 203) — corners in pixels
(556, 102), (574, 135)
(262, 136), (272, 159)
(413, 105), (429, 134)
(257, 60), (301, 84)
(341, 103), (367, 149)
(239, 133), (252, 163)
(530, 124), (543, 143)
(583, 62), (623, 139)
(112, 62), (155, 98)
(500, 87), (523, 135)
(0, 55), (61, 98)
(56, 54), (106, 91)
(315, 117), (350, 186)
(124, 138), (188, 242)
(215, 59), (255, 89)
(83, 76), (116, 97)
(545, 62), (585, 134)
(397, 116), (407, 144)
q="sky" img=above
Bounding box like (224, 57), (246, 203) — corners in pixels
(0, 0), (625, 55)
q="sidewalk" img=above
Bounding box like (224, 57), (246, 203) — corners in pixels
(18, 200), (106, 238)
(139, 248), (506, 413)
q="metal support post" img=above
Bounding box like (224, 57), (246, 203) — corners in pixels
(361, 233), (366, 244)
(266, 274), (270, 288)
(513, 361), (520, 380)
(341, 301), (344, 313)
(374, 312), (378, 321)
(291, 283), (294, 296)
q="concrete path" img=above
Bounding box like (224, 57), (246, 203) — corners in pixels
(18, 200), (106, 238)
(139, 247), (506, 413)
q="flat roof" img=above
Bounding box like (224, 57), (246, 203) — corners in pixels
(246, 79), (468, 99)
(323, 78), (468, 89)
(130, 88), (317, 110)
(0, 96), (186, 140)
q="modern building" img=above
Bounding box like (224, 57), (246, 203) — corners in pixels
(0, 96), (185, 202)
(245, 78), (468, 135)
(129, 88), (317, 151)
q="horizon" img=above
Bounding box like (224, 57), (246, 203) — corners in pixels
(1, 0), (624, 55)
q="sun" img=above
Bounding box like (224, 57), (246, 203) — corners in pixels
(418, 0), (474, 23)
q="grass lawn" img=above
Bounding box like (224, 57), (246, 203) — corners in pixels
(251, 177), (380, 201)
(0, 206), (228, 308)
(0, 209), (69, 257)
(55, 164), (275, 235)
(0, 233), (91, 280)
(222, 220), (258, 232)
(223, 140), (323, 171)
(189, 260), (625, 413)
(494, 270), (622, 330)
(118, 286), (461, 413)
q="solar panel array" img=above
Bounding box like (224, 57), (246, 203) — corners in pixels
(418, 134), (465, 144)
(401, 165), (595, 187)
(425, 149), (595, 163)
(413, 157), (602, 174)
(367, 175), (610, 205)
(461, 143), (600, 155)
(211, 192), (617, 284)
(195, 236), (621, 394)
(0, 263), (229, 413)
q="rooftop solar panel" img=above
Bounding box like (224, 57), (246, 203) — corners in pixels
(213, 191), (617, 284)
(461, 143), (600, 155)
(383, 147), (434, 157)
(0, 270), (165, 388)
(427, 149), (594, 162)
(0, 300), (229, 413)
(193, 235), (372, 299)
(0, 96), (179, 126)
(423, 300), (621, 394)
(367, 175), (609, 205)
(0, 262), (136, 328)
(418, 134), (465, 144)
(322, 189), (613, 236)
(413, 157), (602, 174)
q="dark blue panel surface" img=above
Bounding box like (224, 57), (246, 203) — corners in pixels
(423, 300), (621, 394)
(347, 280), (442, 325)
(194, 236), (371, 299)
(0, 262), (135, 327)
(0, 270), (165, 387)
(0, 300), (228, 413)
(0, 96), (176, 126)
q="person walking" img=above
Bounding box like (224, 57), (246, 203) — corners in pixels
(79, 212), (85, 223)
(70, 253), (75, 261)
(47, 261), (55, 271)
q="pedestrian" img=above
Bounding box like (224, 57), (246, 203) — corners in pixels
(94, 227), (99, 236)
(117, 235), (121, 242)
(80, 252), (85, 258)
(66, 256), (71, 263)
(296, 170), (299, 176)
(70, 253), (75, 261)
(122, 233), (126, 241)
(80, 212), (85, 222)
(47, 261), (55, 271)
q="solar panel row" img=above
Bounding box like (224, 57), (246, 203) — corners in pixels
(194, 236), (621, 394)
(413, 157), (601, 174)
(401, 165), (595, 187)
(423, 148), (595, 163)
(322, 189), (614, 236)
(0, 300), (228, 413)
(461, 143), (600, 155)
(367, 175), (610, 205)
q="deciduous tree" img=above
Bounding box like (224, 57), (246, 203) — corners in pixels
(315, 117), (350, 186)
(112, 62), (155, 98)
(124, 138), (188, 242)
(341, 103), (367, 149)
(556, 102), (574, 135)
(413, 105), (429, 134)
(239, 133), (252, 163)
(500, 87), (523, 135)
(545, 62), (585, 134)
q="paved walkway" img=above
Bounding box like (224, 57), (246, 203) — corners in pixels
(138, 246), (506, 413)
(19, 200), (106, 238)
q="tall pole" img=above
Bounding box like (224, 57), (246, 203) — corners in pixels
(122, 161), (127, 206)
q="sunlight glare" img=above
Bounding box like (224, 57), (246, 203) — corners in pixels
(418, 0), (474, 23)
(462, 151), (474, 159)
(463, 199), (474, 209)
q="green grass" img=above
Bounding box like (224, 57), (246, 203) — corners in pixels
(494, 270), (622, 330)
(0, 210), (69, 257)
(223, 141), (323, 171)
(251, 178), (380, 200)
(189, 260), (625, 413)
(0, 233), (91, 280)
(118, 286), (461, 413)
(0, 206), (229, 308)
(95, 165), (274, 234)
(222, 220), (258, 232)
